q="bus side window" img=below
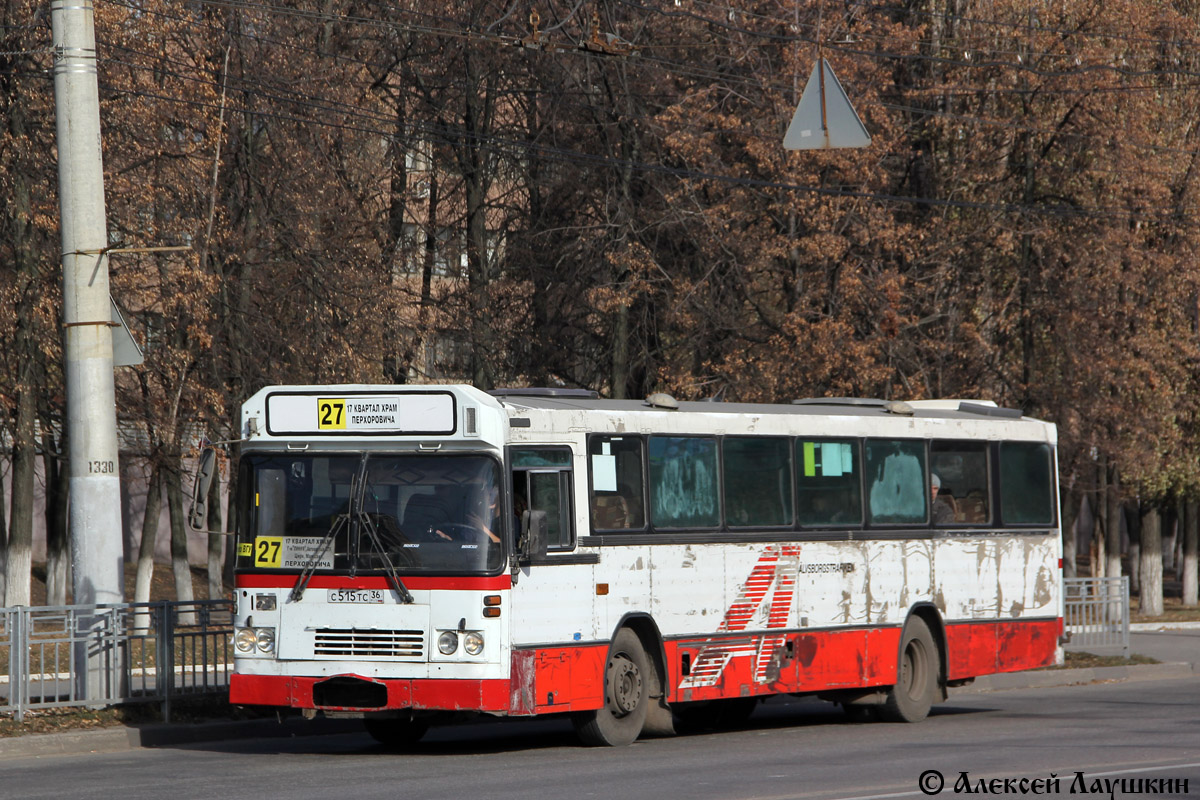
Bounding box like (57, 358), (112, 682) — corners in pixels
(648, 436), (720, 530)
(930, 442), (991, 525)
(511, 447), (575, 550)
(865, 440), (927, 525)
(588, 436), (645, 531)
(725, 437), (793, 528)
(796, 440), (862, 527)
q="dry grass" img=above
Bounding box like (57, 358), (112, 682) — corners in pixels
(1056, 651), (1160, 669)
(0, 698), (276, 738)
(1129, 594), (1200, 624)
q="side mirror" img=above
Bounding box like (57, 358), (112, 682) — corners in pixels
(520, 509), (549, 560)
(188, 447), (217, 530)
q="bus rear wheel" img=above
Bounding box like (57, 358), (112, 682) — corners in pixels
(573, 628), (650, 746)
(881, 616), (938, 723)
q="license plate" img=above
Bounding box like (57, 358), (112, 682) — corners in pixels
(328, 588), (385, 604)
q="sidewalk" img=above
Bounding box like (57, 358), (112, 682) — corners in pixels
(2, 629), (1196, 759)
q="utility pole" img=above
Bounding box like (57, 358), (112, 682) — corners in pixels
(52, 0), (125, 618)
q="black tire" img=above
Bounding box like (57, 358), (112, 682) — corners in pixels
(364, 716), (430, 749)
(572, 628), (650, 746)
(880, 616), (938, 723)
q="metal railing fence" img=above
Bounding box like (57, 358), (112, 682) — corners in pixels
(0, 599), (234, 722)
(1063, 576), (1130, 658)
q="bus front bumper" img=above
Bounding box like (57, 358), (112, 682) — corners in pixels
(230, 672), (514, 714)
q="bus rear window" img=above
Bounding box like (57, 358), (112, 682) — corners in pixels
(1000, 442), (1055, 525)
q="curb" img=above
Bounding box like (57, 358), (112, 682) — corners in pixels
(952, 661), (1197, 694)
(1129, 621), (1200, 632)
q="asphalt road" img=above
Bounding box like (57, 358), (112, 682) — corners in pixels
(3, 677), (1198, 800)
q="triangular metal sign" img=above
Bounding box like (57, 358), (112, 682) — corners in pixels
(110, 296), (144, 367)
(783, 58), (871, 150)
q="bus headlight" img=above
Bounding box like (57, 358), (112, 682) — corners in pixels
(437, 630), (459, 655)
(235, 627), (257, 653)
(256, 627), (276, 653)
(464, 631), (484, 656)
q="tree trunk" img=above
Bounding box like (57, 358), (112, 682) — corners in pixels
(4, 47), (36, 608)
(381, 96), (409, 383)
(612, 301), (630, 399)
(43, 423), (70, 606)
(0, 453), (7, 603)
(1125, 501), (1140, 595)
(1163, 510), (1177, 571)
(165, 463), (196, 624)
(134, 464), (163, 631)
(206, 463), (224, 600)
(1139, 505), (1163, 617)
(1184, 499), (1198, 607)
(223, 457), (238, 588)
(1060, 490), (1078, 579)
(1105, 464), (1122, 579)
(1092, 459), (1106, 577)
(5, 361), (36, 607)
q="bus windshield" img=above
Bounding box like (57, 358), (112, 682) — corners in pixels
(237, 453), (505, 575)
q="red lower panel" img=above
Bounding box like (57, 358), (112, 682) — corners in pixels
(667, 618), (1059, 702)
(945, 619), (1060, 680)
(230, 673), (510, 713)
(510, 644), (606, 714)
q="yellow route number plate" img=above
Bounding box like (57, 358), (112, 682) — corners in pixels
(254, 536), (283, 568)
(317, 398), (346, 430)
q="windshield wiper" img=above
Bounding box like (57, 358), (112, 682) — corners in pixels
(287, 512), (345, 604)
(289, 455), (366, 604)
(350, 465), (414, 604)
(356, 516), (414, 604)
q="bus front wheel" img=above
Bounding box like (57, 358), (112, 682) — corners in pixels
(881, 616), (938, 723)
(573, 628), (650, 746)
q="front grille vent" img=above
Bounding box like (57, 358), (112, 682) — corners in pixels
(313, 628), (424, 659)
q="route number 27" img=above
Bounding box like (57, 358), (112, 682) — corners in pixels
(317, 398), (346, 430)
(254, 537), (283, 568)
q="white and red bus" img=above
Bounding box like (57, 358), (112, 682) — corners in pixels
(228, 385), (1062, 746)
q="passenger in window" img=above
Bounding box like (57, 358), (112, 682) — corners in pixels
(930, 474), (956, 525)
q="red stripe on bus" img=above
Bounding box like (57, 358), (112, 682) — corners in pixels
(230, 618), (1060, 715)
(234, 574), (512, 591)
